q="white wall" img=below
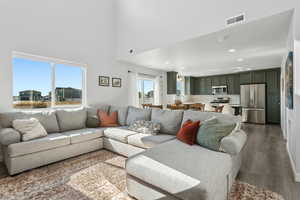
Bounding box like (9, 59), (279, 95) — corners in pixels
(0, 0), (164, 112)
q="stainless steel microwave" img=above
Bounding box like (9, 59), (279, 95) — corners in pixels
(212, 85), (227, 95)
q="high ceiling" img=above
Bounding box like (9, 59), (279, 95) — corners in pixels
(120, 11), (292, 76)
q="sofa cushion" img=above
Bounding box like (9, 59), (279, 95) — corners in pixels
(62, 128), (104, 144)
(128, 134), (176, 149)
(182, 110), (240, 127)
(141, 135), (176, 148)
(126, 107), (151, 126)
(7, 133), (70, 157)
(56, 108), (87, 132)
(220, 129), (247, 155)
(86, 104), (110, 128)
(104, 128), (138, 143)
(151, 109), (183, 135)
(127, 133), (151, 149)
(0, 128), (21, 145)
(0, 111), (60, 133)
(13, 118), (48, 141)
(126, 139), (232, 200)
(110, 106), (128, 126)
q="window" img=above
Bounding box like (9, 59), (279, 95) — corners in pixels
(138, 79), (155, 107)
(13, 53), (86, 109)
(176, 75), (184, 96)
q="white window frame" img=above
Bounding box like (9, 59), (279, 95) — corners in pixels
(12, 51), (87, 110)
(137, 75), (156, 107)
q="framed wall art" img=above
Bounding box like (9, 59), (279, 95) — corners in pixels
(99, 76), (110, 87)
(112, 78), (121, 87)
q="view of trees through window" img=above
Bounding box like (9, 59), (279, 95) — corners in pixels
(138, 79), (155, 107)
(13, 57), (83, 109)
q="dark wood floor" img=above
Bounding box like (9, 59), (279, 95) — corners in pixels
(0, 124), (299, 199)
(238, 124), (300, 200)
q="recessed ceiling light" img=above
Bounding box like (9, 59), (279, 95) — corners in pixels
(165, 61), (170, 65)
(237, 58), (244, 62)
(228, 49), (236, 53)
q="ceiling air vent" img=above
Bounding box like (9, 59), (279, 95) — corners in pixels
(226, 14), (245, 26)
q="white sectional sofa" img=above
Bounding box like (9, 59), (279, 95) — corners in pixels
(0, 105), (247, 200)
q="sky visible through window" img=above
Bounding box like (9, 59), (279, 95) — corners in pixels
(13, 58), (82, 97)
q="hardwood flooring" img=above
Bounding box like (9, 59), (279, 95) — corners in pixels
(237, 124), (300, 200)
(0, 124), (299, 199)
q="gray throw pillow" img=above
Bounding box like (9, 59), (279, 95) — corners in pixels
(126, 106), (151, 126)
(196, 117), (236, 152)
(128, 120), (160, 135)
(110, 106), (128, 126)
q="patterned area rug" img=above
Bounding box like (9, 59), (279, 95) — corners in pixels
(0, 150), (284, 200)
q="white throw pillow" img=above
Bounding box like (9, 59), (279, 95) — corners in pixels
(13, 118), (48, 141)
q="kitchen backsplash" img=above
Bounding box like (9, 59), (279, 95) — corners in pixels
(165, 94), (241, 105)
(190, 95), (240, 105)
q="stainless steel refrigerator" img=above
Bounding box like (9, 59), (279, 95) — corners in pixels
(240, 84), (266, 124)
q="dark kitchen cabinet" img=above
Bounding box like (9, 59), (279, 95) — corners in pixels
(227, 74), (240, 94)
(167, 71), (177, 94)
(212, 75), (226, 86)
(204, 77), (212, 94)
(265, 69), (281, 124)
(239, 72), (252, 84)
(252, 70), (266, 83)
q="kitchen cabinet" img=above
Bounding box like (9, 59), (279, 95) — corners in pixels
(205, 77), (212, 94)
(212, 75), (226, 86)
(252, 70), (266, 83)
(227, 74), (240, 94)
(239, 72), (252, 84)
(167, 71), (177, 94)
(265, 68), (281, 123)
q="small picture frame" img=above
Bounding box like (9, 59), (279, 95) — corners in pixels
(99, 76), (110, 87)
(112, 78), (122, 87)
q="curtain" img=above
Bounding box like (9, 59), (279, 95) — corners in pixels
(128, 72), (139, 107)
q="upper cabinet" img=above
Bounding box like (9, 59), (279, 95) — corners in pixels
(167, 71), (177, 94)
(239, 72), (251, 84)
(227, 74), (240, 95)
(212, 75), (227, 86)
(252, 70), (266, 83)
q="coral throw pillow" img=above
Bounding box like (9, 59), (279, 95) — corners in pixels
(98, 110), (119, 127)
(176, 120), (200, 145)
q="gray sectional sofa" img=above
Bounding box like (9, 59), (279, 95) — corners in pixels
(0, 105), (247, 200)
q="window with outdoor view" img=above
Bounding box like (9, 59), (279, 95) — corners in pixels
(13, 55), (85, 109)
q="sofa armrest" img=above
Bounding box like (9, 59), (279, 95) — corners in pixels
(220, 129), (247, 155)
(0, 128), (21, 146)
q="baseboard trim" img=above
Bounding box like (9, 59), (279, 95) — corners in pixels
(286, 143), (300, 182)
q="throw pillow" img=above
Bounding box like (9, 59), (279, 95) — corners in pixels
(196, 118), (236, 152)
(98, 110), (119, 127)
(128, 120), (160, 135)
(12, 118), (48, 141)
(176, 120), (200, 145)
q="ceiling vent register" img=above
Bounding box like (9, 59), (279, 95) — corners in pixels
(226, 14), (245, 26)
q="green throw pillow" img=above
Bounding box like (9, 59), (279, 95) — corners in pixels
(197, 118), (236, 152)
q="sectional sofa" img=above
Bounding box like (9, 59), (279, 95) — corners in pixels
(0, 105), (247, 200)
